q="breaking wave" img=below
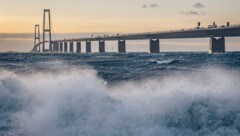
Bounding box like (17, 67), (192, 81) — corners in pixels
(1, 66), (240, 136)
(149, 59), (181, 65)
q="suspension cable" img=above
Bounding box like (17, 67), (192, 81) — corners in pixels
(51, 17), (57, 40)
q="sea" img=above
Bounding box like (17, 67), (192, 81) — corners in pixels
(0, 52), (240, 136)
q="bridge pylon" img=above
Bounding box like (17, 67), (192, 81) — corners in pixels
(34, 24), (40, 52)
(42, 9), (52, 52)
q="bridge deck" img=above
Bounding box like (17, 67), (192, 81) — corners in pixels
(39, 25), (240, 45)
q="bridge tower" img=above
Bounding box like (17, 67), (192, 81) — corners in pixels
(42, 9), (52, 52)
(34, 24), (40, 52)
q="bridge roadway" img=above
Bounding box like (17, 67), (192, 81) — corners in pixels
(34, 25), (240, 54)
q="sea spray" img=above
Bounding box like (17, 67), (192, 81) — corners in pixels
(0, 66), (240, 136)
(1, 52), (240, 136)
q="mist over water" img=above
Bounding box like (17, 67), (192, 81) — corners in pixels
(0, 52), (240, 136)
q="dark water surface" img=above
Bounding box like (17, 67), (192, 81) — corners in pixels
(0, 52), (240, 136)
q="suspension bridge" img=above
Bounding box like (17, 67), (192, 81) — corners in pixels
(32, 9), (240, 54)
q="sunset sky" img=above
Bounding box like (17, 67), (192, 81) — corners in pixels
(0, 0), (240, 52)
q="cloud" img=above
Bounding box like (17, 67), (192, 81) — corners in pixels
(142, 4), (148, 8)
(193, 2), (205, 8)
(0, 33), (32, 38)
(180, 2), (205, 15)
(186, 11), (199, 15)
(199, 11), (205, 15)
(149, 3), (158, 8)
(141, 3), (159, 8)
(181, 11), (205, 15)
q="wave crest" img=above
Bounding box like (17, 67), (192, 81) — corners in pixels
(0, 67), (240, 136)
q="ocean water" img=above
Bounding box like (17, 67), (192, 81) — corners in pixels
(0, 52), (240, 136)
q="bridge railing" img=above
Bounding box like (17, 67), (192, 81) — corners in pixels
(118, 24), (240, 37)
(50, 24), (240, 42)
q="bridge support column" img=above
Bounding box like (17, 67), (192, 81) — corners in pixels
(52, 43), (55, 52)
(51, 43), (55, 52)
(54, 43), (58, 52)
(77, 41), (81, 53)
(86, 41), (91, 53)
(99, 41), (105, 53)
(60, 42), (63, 52)
(70, 42), (74, 53)
(37, 45), (40, 53)
(56, 43), (59, 52)
(42, 45), (46, 52)
(50, 43), (54, 52)
(55, 43), (58, 52)
(209, 37), (225, 54)
(64, 42), (68, 53)
(118, 40), (126, 53)
(150, 39), (160, 53)
(41, 44), (44, 53)
(39, 44), (43, 52)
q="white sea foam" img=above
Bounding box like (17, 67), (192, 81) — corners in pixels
(149, 58), (180, 65)
(0, 66), (240, 136)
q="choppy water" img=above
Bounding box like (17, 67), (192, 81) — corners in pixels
(0, 52), (240, 136)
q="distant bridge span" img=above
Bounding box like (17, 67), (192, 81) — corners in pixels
(33, 9), (240, 53)
(53, 26), (240, 42)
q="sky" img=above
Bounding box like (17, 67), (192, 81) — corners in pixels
(0, 0), (240, 52)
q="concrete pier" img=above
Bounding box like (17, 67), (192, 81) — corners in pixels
(49, 43), (53, 52)
(54, 43), (59, 52)
(86, 41), (91, 53)
(42, 44), (45, 52)
(77, 41), (81, 53)
(60, 42), (63, 52)
(99, 41), (105, 53)
(150, 39), (160, 53)
(209, 37), (225, 54)
(54, 43), (58, 52)
(52, 43), (55, 52)
(118, 40), (126, 53)
(70, 42), (74, 53)
(64, 42), (68, 53)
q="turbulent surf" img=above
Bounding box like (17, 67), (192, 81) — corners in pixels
(0, 52), (240, 136)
